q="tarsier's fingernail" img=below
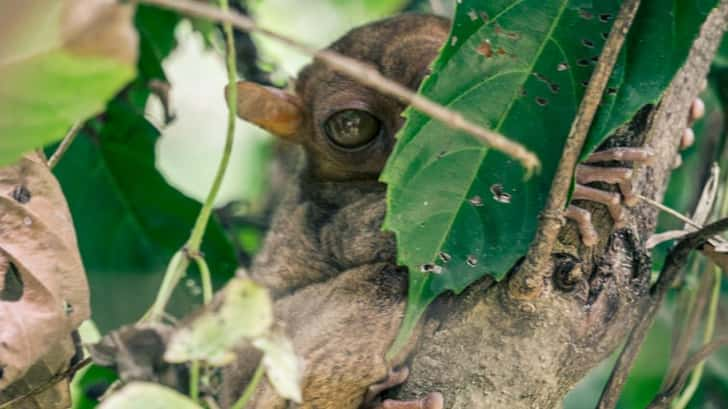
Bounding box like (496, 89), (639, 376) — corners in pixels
(423, 392), (444, 409)
(681, 128), (695, 150)
(691, 98), (705, 121)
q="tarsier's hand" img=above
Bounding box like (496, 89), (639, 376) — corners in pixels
(566, 96), (705, 246)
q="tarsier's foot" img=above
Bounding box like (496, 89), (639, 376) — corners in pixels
(365, 367), (444, 409)
(566, 97), (704, 246)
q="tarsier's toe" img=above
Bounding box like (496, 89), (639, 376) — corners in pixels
(379, 392), (444, 409)
(567, 147), (656, 246)
(565, 205), (598, 247)
(566, 96), (703, 247)
(365, 367), (410, 404)
(366, 367), (443, 409)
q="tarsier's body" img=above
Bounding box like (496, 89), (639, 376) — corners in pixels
(221, 13), (700, 409)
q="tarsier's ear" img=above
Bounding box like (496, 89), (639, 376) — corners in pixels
(226, 81), (303, 142)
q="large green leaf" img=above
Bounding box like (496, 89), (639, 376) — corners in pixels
(382, 0), (717, 351)
(0, 0), (137, 166)
(51, 6), (237, 332)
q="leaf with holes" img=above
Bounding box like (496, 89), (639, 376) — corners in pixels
(0, 152), (89, 392)
(0, 0), (137, 166)
(382, 0), (717, 354)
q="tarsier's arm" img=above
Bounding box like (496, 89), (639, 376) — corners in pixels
(221, 12), (703, 409)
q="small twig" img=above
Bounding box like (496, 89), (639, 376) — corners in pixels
(639, 194), (703, 229)
(596, 218), (728, 409)
(638, 193), (728, 249)
(47, 122), (82, 169)
(510, 0), (642, 299)
(130, 0), (540, 173)
(646, 335), (728, 409)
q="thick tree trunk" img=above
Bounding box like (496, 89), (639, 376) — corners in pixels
(391, 4), (728, 407)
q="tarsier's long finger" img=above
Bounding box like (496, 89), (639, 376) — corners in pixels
(365, 367), (410, 404)
(378, 392), (444, 409)
(575, 165), (638, 206)
(572, 184), (623, 225)
(565, 205), (599, 247)
(582, 147), (655, 164)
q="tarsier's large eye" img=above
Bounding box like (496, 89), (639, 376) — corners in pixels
(323, 109), (382, 150)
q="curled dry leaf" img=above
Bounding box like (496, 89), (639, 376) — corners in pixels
(0, 0), (138, 166)
(0, 153), (89, 393)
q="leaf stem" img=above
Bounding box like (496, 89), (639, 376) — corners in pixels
(192, 253), (214, 304)
(190, 360), (201, 403)
(144, 250), (189, 322)
(141, 0), (239, 321)
(48, 121), (82, 169)
(231, 361), (265, 409)
(186, 0), (238, 253)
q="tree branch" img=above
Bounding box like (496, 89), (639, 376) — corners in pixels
(129, 0), (540, 173)
(509, 0), (641, 299)
(596, 218), (728, 409)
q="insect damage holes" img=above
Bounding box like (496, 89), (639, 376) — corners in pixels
(476, 40), (508, 58)
(490, 184), (511, 203)
(420, 263), (443, 274)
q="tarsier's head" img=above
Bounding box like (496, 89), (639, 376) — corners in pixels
(232, 14), (451, 181)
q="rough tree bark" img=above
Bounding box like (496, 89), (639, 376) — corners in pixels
(388, 3), (728, 408)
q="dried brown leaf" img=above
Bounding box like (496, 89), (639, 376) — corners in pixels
(0, 152), (89, 391)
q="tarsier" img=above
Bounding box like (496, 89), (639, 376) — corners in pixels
(220, 13), (703, 409)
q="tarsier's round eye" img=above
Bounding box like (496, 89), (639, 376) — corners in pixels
(323, 109), (382, 150)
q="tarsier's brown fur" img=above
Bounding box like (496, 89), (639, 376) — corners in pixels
(220, 14), (450, 409)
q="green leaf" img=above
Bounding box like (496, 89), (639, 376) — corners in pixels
(383, 0), (717, 354)
(0, 0), (137, 166)
(71, 364), (118, 409)
(98, 382), (202, 409)
(582, 0), (719, 157)
(51, 7), (237, 332)
(165, 279), (273, 366)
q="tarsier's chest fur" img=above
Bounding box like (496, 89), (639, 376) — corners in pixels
(250, 164), (397, 298)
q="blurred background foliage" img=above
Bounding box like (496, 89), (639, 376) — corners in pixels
(53, 0), (727, 408)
